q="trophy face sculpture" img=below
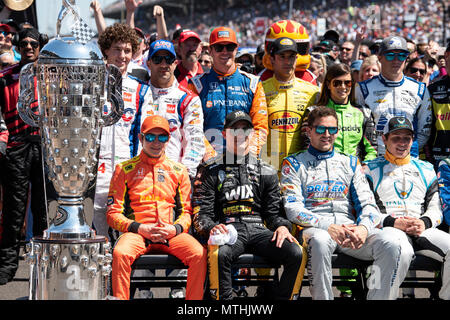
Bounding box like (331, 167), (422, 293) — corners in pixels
(19, 0), (123, 299)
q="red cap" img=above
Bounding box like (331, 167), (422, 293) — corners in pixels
(179, 30), (201, 44)
(0, 24), (11, 32)
(209, 27), (237, 46)
(141, 115), (170, 135)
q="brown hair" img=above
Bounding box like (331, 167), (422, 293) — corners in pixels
(316, 63), (355, 106)
(97, 23), (139, 58)
(307, 105), (338, 127)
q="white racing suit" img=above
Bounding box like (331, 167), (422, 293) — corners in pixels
(355, 75), (432, 157)
(366, 154), (450, 300)
(93, 74), (153, 240)
(144, 80), (205, 179)
(280, 146), (413, 300)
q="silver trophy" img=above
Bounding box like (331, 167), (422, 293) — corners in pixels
(19, 0), (123, 299)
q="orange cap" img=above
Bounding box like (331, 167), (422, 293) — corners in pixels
(141, 115), (170, 135)
(209, 27), (237, 46)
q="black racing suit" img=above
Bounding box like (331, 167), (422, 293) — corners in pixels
(193, 152), (306, 300)
(0, 63), (49, 280)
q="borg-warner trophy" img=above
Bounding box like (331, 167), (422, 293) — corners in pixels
(18, 0), (123, 300)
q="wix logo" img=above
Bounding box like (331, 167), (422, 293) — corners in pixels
(225, 185), (254, 200)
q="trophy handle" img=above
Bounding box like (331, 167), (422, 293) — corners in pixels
(103, 64), (124, 127)
(17, 63), (40, 127)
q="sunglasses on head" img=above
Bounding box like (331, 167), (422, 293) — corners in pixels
(151, 54), (175, 65)
(313, 125), (338, 135)
(144, 133), (169, 143)
(212, 43), (237, 52)
(228, 127), (252, 137)
(409, 67), (426, 75)
(331, 79), (352, 88)
(19, 40), (39, 49)
(384, 52), (408, 61)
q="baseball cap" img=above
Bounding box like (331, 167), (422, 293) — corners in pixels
(350, 59), (363, 72)
(0, 24), (11, 32)
(269, 37), (297, 55)
(224, 110), (253, 129)
(134, 27), (145, 39)
(148, 39), (176, 58)
(379, 36), (409, 54)
(313, 39), (336, 52)
(383, 116), (414, 135)
(179, 30), (201, 44)
(209, 27), (238, 46)
(141, 115), (170, 135)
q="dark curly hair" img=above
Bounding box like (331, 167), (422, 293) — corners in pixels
(97, 23), (139, 58)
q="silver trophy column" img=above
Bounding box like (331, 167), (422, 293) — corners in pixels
(18, 1), (123, 300)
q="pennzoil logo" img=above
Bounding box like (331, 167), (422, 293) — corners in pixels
(269, 110), (301, 132)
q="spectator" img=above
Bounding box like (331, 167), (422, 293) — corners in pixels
(0, 27), (49, 285)
(309, 53), (326, 87)
(355, 36), (431, 158)
(280, 106), (413, 300)
(107, 115), (207, 300)
(404, 57), (428, 83)
(339, 41), (354, 66)
(0, 24), (18, 63)
(193, 110), (306, 300)
(261, 37), (319, 171)
(198, 51), (212, 73)
(235, 49), (254, 74)
(365, 116), (450, 300)
(358, 55), (381, 82)
(254, 44), (265, 75)
(189, 26), (268, 155)
(94, 23), (153, 241)
(0, 50), (14, 70)
(174, 30), (204, 87)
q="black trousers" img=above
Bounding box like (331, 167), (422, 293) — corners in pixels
(207, 222), (305, 300)
(0, 141), (48, 277)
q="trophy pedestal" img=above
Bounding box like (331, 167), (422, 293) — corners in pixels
(27, 236), (112, 300)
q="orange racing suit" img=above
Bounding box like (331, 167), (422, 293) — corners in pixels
(106, 152), (207, 299)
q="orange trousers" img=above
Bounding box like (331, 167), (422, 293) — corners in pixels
(112, 232), (207, 300)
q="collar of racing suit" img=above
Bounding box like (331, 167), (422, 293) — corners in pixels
(307, 145), (335, 160)
(327, 99), (351, 110)
(212, 64), (238, 78)
(140, 150), (167, 166)
(384, 149), (410, 166)
(378, 73), (405, 87)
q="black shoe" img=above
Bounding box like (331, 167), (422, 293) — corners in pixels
(0, 272), (12, 285)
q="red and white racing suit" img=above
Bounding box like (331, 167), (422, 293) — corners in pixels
(142, 80), (206, 178)
(93, 74), (153, 239)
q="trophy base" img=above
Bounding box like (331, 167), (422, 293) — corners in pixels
(27, 236), (112, 300)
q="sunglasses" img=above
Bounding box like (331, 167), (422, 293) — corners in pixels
(0, 31), (12, 37)
(151, 55), (175, 65)
(144, 133), (169, 143)
(212, 43), (237, 52)
(340, 47), (352, 52)
(409, 67), (426, 75)
(228, 127), (253, 137)
(359, 52), (369, 58)
(1, 62), (10, 67)
(331, 79), (352, 88)
(199, 59), (212, 64)
(384, 52), (408, 61)
(19, 40), (39, 49)
(313, 125), (338, 135)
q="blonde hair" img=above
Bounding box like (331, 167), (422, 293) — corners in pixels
(360, 55), (381, 74)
